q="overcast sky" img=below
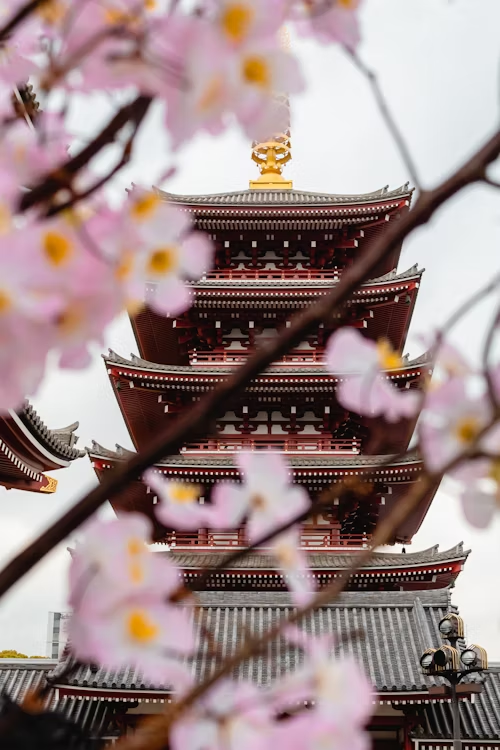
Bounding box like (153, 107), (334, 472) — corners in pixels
(1, 0), (500, 659)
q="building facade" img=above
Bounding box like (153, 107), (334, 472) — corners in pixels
(1, 153), (495, 748)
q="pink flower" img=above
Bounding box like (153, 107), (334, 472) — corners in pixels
(325, 327), (420, 422)
(171, 680), (274, 750)
(68, 514), (195, 682)
(232, 41), (305, 141)
(419, 377), (498, 473)
(452, 458), (500, 529)
(292, 0), (362, 50)
(214, 0), (287, 47)
(144, 469), (247, 531)
(118, 190), (214, 316)
(216, 452), (311, 543)
(272, 528), (316, 606)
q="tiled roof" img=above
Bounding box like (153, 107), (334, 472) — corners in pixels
(104, 348), (431, 378)
(62, 589), (452, 694)
(156, 184), (412, 207)
(17, 402), (85, 460)
(417, 666), (500, 740)
(191, 265), (422, 290)
(0, 659), (113, 735)
(88, 442), (422, 472)
(160, 543), (469, 571)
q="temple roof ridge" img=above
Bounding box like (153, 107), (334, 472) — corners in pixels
(191, 264), (423, 289)
(160, 543), (469, 571)
(18, 402), (85, 460)
(104, 348), (432, 376)
(155, 182), (413, 207)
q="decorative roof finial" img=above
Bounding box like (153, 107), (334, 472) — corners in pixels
(249, 28), (293, 190)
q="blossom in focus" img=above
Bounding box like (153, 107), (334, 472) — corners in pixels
(325, 327), (420, 422)
(418, 377), (498, 473)
(292, 0), (362, 50)
(118, 190), (214, 316)
(68, 514), (195, 682)
(171, 679), (274, 750)
(144, 469), (247, 530)
(215, 452), (311, 542)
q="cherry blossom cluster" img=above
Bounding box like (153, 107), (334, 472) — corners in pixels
(145, 451), (316, 605)
(0, 0), (361, 412)
(325, 327), (500, 528)
(68, 506), (371, 750)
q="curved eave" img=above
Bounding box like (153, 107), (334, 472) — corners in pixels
(105, 352), (431, 389)
(0, 435), (56, 493)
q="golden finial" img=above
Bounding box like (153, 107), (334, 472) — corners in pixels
(249, 27), (293, 190)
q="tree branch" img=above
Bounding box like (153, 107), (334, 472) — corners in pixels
(347, 50), (422, 192)
(0, 0), (48, 42)
(0, 125), (499, 602)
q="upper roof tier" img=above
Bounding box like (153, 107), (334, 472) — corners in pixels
(0, 402), (84, 493)
(157, 183), (412, 208)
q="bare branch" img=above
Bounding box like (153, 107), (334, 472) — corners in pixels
(347, 50), (422, 192)
(0, 0), (48, 42)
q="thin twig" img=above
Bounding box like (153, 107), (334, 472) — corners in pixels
(0, 0), (48, 42)
(0, 126), (500, 602)
(482, 302), (500, 411)
(347, 50), (422, 192)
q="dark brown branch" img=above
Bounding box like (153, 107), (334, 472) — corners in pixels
(19, 95), (152, 213)
(0, 126), (500, 601)
(0, 0), (48, 42)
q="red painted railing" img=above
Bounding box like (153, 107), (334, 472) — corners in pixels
(207, 269), (339, 281)
(190, 349), (326, 365)
(165, 528), (371, 550)
(181, 436), (361, 454)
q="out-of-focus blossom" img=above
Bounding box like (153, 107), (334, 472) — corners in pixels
(214, 0), (287, 47)
(325, 327), (420, 422)
(68, 514), (195, 682)
(215, 452), (311, 542)
(171, 679), (274, 750)
(144, 469), (247, 530)
(419, 377), (498, 473)
(117, 190), (214, 316)
(452, 458), (500, 529)
(272, 528), (316, 606)
(292, 0), (362, 50)
(232, 41), (305, 141)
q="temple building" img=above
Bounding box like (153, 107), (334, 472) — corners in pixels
(0, 402), (84, 495)
(1, 145), (498, 748)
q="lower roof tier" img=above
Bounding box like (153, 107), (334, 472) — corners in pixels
(88, 446), (438, 545)
(152, 543), (468, 592)
(0, 403), (84, 493)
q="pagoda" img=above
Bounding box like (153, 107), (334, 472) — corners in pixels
(0, 402), (84, 494)
(31, 139), (495, 746)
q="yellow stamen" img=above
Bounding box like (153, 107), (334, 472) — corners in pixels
(242, 56), (270, 88)
(169, 483), (199, 505)
(338, 0), (355, 7)
(115, 252), (133, 281)
(128, 561), (144, 584)
(0, 290), (11, 314)
(376, 338), (402, 370)
(37, 0), (66, 25)
(131, 193), (159, 220)
(147, 246), (178, 277)
(251, 493), (267, 510)
(489, 459), (500, 486)
(127, 537), (144, 556)
(127, 610), (159, 643)
(455, 416), (481, 445)
(221, 3), (254, 43)
(55, 306), (81, 335)
(43, 231), (72, 267)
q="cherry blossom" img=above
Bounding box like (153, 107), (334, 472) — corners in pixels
(116, 190), (214, 316)
(325, 327), (420, 422)
(214, 0), (287, 48)
(68, 514), (195, 681)
(418, 377), (499, 473)
(215, 452), (311, 543)
(171, 679), (274, 750)
(272, 528), (316, 606)
(144, 469), (247, 530)
(452, 458), (500, 529)
(292, 0), (363, 50)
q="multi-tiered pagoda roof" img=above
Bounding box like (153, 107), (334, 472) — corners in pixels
(0, 402), (84, 494)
